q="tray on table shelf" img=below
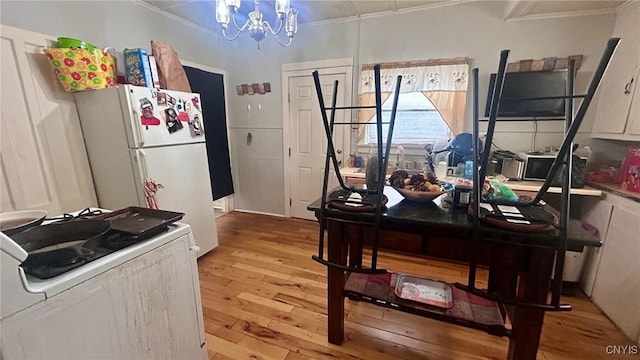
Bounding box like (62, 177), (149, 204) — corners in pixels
(394, 274), (454, 309)
(345, 272), (510, 337)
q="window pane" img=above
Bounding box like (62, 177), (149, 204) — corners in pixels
(381, 92), (436, 110)
(366, 92), (451, 144)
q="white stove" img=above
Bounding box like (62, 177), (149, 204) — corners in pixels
(1, 208), (207, 359)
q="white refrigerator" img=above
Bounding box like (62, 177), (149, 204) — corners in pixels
(74, 85), (218, 256)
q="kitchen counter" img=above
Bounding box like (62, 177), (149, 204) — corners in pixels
(339, 167), (366, 178)
(338, 167), (603, 197)
(500, 180), (602, 197)
(586, 181), (640, 202)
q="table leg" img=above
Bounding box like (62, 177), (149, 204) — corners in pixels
(487, 243), (520, 298)
(507, 247), (555, 360)
(348, 227), (364, 268)
(327, 220), (347, 345)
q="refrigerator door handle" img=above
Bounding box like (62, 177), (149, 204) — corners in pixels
(138, 149), (150, 180)
(129, 90), (145, 147)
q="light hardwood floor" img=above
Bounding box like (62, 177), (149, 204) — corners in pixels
(199, 211), (636, 360)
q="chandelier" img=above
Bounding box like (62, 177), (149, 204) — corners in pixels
(215, 0), (299, 48)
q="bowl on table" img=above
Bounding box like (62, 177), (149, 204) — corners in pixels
(393, 187), (446, 202)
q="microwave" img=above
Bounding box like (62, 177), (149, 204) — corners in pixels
(501, 152), (558, 181)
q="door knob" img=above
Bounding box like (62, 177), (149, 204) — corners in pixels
(336, 149), (342, 154)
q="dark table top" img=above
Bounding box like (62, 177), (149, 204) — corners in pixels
(307, 186), (601, 252)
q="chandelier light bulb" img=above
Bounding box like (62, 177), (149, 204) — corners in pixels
(215, 0), (297, 48)
(226, 0), (240, 11)
(215, 0), (229, 26)
(275, 0), (291, 18)
(285, 8), (298, 36)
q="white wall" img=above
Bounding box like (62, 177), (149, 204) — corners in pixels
(223, 19), (359, 215)
(224, 1), (617, 215)
(0, 1), (226, 70)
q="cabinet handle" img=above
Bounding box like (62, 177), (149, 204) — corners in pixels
(624, 78), (634, 95)
(189, 245), (201, 253)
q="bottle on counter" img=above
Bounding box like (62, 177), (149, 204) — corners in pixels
(575, 145), (593, 163)
(464, 160), (474, 180)
(435, 161), (448, 179)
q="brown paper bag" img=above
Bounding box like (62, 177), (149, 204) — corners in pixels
(150, 40), (192, 92)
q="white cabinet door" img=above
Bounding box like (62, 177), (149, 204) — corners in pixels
(592, 3), (640, 136)
(0, 25), (96, 213)
(626, 66), (640, 135)
(109, 233), (206, 359)
(592, 205), (640, 342)
(579, 197), (614, 297)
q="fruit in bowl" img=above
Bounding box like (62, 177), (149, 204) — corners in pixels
(388, 170), (445, 202)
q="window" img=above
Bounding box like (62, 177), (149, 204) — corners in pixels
(364, 92), (452, 145)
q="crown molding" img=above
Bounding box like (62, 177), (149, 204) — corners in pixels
(130, 0), (220, 38)
(505, 7), (620, 22)
(504, 0), (536, 20)
(616, 0), (636, 12)
(299, 0), (472, 27)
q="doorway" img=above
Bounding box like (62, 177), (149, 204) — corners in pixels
(182, 60), (234, 215)
(282, 59), (353, 220)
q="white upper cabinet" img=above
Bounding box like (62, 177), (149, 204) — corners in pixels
(0, 25), (97, 214)
(626, 66), (640, 136)
(592, 2), (640, 140)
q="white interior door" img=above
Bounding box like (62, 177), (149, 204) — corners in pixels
(288, 73), (347, 220)
(130, 143), (218, 256)
(0, 25), (97, 214)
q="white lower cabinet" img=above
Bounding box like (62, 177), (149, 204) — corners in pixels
(1, 233), (207, 360)
(591, 204), (640, 343)
(579, 198), (614, 296)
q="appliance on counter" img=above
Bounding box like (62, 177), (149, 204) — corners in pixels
(500, 151), (588, 182)
(501, 152), (556, 181)
(431, 133), (482, 168)
(1, 208), (207, 359)
(74, 85), (218, 256)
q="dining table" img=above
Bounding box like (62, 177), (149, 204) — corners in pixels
(307, 186), (601, 360)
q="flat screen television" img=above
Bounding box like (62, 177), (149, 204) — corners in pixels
(484, 70), (567, 118)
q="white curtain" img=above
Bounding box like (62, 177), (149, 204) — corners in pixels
(358, 61), (469, 137)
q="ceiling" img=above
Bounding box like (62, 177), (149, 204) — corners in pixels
(139, 0), (630, 33)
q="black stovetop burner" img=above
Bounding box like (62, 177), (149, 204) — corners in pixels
(44, 207), (107, 222)
(20, 208), (170, 280)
